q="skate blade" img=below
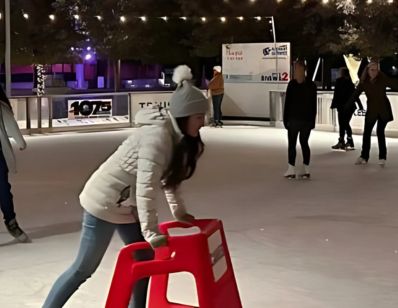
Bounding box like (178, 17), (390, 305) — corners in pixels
(17, 234), (32, 243)
(284, 175), (296, 179)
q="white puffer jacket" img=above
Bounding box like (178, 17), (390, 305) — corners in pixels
(79, 108), (187, 243)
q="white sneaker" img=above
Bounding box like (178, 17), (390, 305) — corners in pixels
(284, 164), (296, 179)
(378, 159), (386, 167)
(355, 157), (368, 165)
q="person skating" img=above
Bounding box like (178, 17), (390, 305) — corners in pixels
(330, 67), (364, 151)
(348, 61), (398, 166)
(283, 61), (317, 179)
(43, 65), (208, 308)
(0, 85), (29, 242)
(208, 66), (224, 127)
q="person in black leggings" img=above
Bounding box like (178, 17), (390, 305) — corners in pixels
(283, 61), (317, 179)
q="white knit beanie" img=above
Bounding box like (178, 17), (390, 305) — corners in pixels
(213, 66), (222, 73)
(169, 65), (208, 118)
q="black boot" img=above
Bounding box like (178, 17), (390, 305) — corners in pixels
(331, 139), (345, 150)
(345, 137), (355, 150)
(5, 219), (30, 243)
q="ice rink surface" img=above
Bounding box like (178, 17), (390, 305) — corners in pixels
(1, 126), (398, 308)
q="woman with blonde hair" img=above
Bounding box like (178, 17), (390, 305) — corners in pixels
(349, 61), (398, 166)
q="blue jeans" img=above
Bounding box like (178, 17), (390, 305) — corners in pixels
(43, 211), (153, 308)
(0, 148), (15, 224)
(212, 94), (224, 123)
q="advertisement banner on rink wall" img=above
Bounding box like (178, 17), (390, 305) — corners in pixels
(131, 92), (172, 118)
(131, 91), (209, 120)
(68, 98), (112, 119)
(222, 42), (291, 83)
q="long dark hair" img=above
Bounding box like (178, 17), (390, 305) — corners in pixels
(162, 117), (205, 190)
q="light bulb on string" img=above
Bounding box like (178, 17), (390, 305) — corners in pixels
(220, 16), (227, 23)
(96, 15), (103, 21)
(180, 16), (187, 21)
(237, 16), (244, 21)
(23, 13), (29, 19)
(49, 14), (55, 21)
(201, 17), (207, 23)
(161, 16), (168, 22)
(73, 14), (80, 20)
(120, 16), (126, 23)
(140, 16), (147, 22)
(254, 16), (262, 21)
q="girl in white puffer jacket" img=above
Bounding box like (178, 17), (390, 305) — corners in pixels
(43, 65), (208, 308)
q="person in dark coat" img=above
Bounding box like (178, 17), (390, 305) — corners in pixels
(0, 85), (29, 242)
(283, 61), (317, 179)
(208, 66), (224, 127)
(330, 67), (364, 150)
(349, 61), (398, 166)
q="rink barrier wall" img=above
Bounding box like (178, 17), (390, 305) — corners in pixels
(270, 91), (398, 138)
(7, 90), (398, 137)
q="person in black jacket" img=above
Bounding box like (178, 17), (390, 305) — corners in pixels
(330, 67), (364, 150)
(283, 61), (317, 179)
(348, 61), (398, 166)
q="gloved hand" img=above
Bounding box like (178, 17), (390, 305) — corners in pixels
(149, 234), (168, 249)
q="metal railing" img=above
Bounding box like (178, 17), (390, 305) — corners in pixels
(9, 89), (398, 137)
(269, 90), (398, 137)
(10, 92), (134, 134)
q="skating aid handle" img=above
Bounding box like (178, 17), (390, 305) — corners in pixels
(159, 218), (221, 237)
(119, 219), (221, 260)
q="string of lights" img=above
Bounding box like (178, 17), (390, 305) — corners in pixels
(0, 14), (275, 23)
(0, 0), (395, 23)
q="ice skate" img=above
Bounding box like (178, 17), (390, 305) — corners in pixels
(297, 165), (311, 180)
(355, 157), (368, 165)
(284, 164), (296, 179)
(5, 219), (31, 243)
(331, 139), (346, 151)
(378, 159), (386, 167)
(345, 137), (355, 151)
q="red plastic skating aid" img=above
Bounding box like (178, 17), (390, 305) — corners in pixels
(106, 219), (242, 308)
